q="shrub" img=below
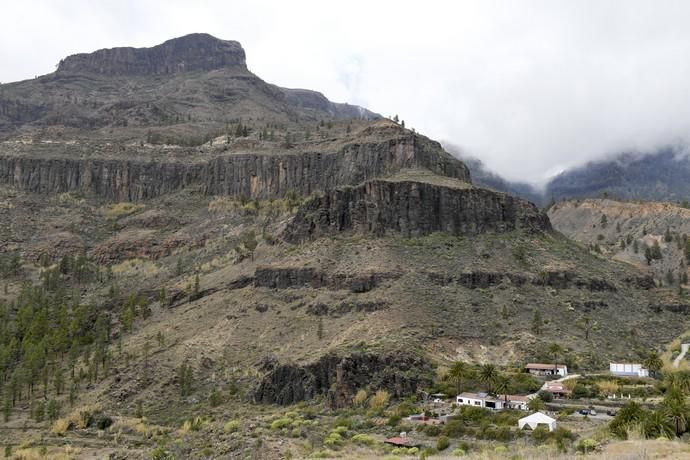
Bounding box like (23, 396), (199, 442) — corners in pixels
(437, 435), (450, 451)
(95, 414), (113, 430)
(209, 389), (224, 407)
(334, 417), (353, 429)
(442, 419), (465, 438)
(224, 420), (240, 433)
(531, 425), (551, 442)
(425, 424), (441, 437)
(353, 389), (368, 407)
(351, 433), (375, 446)
(324, 432), (343, 446)
(419, 448), (437, 459)
(387, 415), (402, 427)
(537, 390), (553, 402)
(51, 418), (71, 436)
(331, 425), (348, 435)
(451, 448), (466, 456)
(369, 390), (390, 411)
(271, 418), (292, 430)
(576, 438), (598, 453)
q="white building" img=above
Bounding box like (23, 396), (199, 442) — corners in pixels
(518, 412), (557, 432)
(498, 394), (531, 411)
(456, 392), (503, 410)
(610, 363), (649, 377)
(525, 363), (568, 377)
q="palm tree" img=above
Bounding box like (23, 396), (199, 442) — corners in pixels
(643, 350), (663, 378)
(493, 375), (510, 405)
(662, 389), (689, 436)
(446, 361), (472, 396)
(479, 364), (498, 393)
(548, 343), (564, 376)
(644, 410), (674, 439)
(666, 371), (690, 395)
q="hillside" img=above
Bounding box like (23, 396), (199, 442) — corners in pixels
(548, 198), (690, 287)
(0, 35), (687, 459)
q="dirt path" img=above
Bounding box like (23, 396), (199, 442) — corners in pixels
(674, 343), (690, 368)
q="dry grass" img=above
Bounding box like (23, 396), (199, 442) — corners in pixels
(51, 404), (100, 435)
(101, 202), (144, 218)
(111, 258), (159, 276)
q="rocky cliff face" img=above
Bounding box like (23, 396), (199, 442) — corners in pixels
(56, 33), (247, 76)
(284, 179), (550, 242)
(253, 352), (432, 407)
(0, 133), (469, 201)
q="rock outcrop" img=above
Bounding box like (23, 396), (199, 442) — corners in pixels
(427, 270), (618, 291)
(283, 179), (551, 242)
(56, 33), (247, 76)
(0, 133), (469, 201)
(253, 352), (432, 407)
(254, 266), (398, 293)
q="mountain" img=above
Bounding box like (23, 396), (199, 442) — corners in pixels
(0, 33), (378, 141)
(0, 35), (683, 459)
(545, 147), (690, 203)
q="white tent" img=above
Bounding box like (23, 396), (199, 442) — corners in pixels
(518, 412), (557, 432)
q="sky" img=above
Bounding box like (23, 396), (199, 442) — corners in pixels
(2, 1), (690, 185)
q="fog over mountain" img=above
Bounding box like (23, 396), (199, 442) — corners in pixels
(4, 1), (690, 184)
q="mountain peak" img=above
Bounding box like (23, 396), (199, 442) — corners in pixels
(56, 33), (246, 76)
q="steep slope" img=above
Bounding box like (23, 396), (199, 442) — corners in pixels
(549, 198), (690, 286)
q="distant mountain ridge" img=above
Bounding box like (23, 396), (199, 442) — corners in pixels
(449, 145), (690, 207)
(545, 147), (690, 203)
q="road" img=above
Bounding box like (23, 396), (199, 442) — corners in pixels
(674, 343), (690, 368)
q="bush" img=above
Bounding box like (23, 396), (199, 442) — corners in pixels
(537, 390), (553, 402)
(353, 389), (368, 407)
(369, 390), (390, 411)
(419, 448), (437, 459)
(334, 417), (353, 429)
(576, 438), (598, 453)
(532, 425), (550, 443)
(424, 424), (441, 437)
(224, 420), (240, 433)
(437, 435), (450, 451)
(95, 414), (113, 430)
(351, 433), (375, 446)
(271, 418), (292, 430)
(387, 415), (402, 427)
(209, 389), (224, 407)
(442, 419), (465, 438)
(324, 432), (343, 446)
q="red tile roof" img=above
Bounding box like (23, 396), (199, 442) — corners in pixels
(384, 437), (418, 447)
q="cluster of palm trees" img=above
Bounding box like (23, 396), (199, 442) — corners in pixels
(611, 370), (690, 439)
(446, 362), (510, 399)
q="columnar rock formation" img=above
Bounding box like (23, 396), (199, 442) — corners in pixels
(0, 133), (470, 201)
(283, 179), (551, 242)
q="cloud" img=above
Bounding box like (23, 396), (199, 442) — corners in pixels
(2, 1), (690, 185)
